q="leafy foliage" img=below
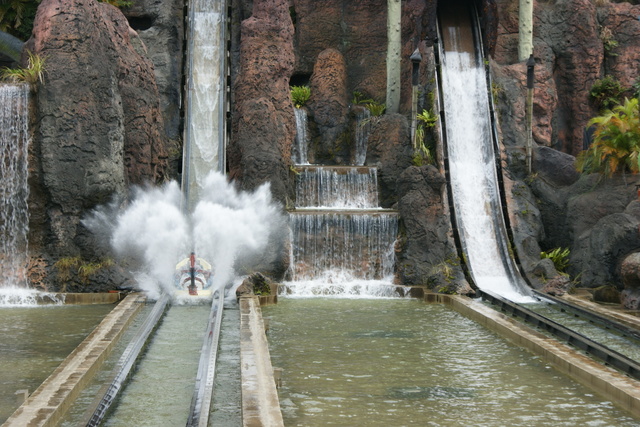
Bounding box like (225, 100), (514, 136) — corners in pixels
(290, 85), (310, 108)
(413, 109), (438, 166)
(590, 75), (626, 112)
(577, 98), (640, 176)
(1, 0), (130, 41)
(352, 91), (386, 116)
(0, 0), (40, 40)
(540, 247), (570, 273)
(1, 50), (45, 85)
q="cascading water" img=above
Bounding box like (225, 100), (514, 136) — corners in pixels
(440, 17), (531, 301)
(354, 107), (370, 166)
(0, 84), (30, 290)
(295, 166), (379, 209)
(182, 0), (226, 212)
(293, 107), (309, 165)
(284, 166), (400, 297)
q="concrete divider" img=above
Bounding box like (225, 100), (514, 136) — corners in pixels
(3, 294), (145, 427)
(240, 295), (284, 427)
(426, 293), (640, 419)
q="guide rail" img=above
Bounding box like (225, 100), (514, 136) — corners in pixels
(478, 289), (640, 381)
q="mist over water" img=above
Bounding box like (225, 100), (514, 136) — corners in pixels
(89, 172), (283, 300)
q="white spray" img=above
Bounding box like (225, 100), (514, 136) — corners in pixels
(99, 171), (282, 300)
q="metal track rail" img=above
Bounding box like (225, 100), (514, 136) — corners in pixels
(186, 289), (225, 427)
(86, 293), (170, 426)
(478, 289), (640, 381)
(532, 290), (640, 341)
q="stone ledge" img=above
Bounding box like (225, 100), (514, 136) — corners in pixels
(239, 295), (284, 427)
(427, 293), (640, 419)
(3, 294), (145, 427)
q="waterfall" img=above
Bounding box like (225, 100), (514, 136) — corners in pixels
(293, 107), (309, 165)
(182, 0), (227, 211)
(284, 165), (400, 297)
(294, 166), (379, 209)
(440, 21), (531, 301)
(0, 84), (30, 288)
(288, 212), (397, 282)
(354, 108), (370, 166)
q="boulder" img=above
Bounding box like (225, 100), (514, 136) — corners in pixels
(395, 165), (470, 293)
(124, 0), (184, 144)
(236, 272), (275, 299)
(24, 0), (168, 289)
(592, 285), (621, 304)
(541, 274), (572, 296)
(366, 113), (415, 208)
(229, 0), (295, 206)
(619, 251), (640, 309)
(307, 48), (350, 164)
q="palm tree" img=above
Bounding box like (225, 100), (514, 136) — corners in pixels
(577, 97), (640, 177)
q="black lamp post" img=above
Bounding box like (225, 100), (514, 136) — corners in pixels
(526, 54), (535, 174)
(410, 48), (422, 149)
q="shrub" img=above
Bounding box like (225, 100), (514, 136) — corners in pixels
(540, 247), (570, 273)
(1, 50), (45, 85)
(352, 91), (385, 116)
(590, 75), (626, 111)
(577, 97), (640, 176)
(290, 85), (310, 108)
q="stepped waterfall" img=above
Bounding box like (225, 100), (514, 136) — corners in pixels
(0, 84), (30, 289)
(285, 112), (399, 297)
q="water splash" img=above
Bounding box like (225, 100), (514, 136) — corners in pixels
(294, 167), (379, 209)
(0, 84), (30, 289)
(293, 108), (309, 165)
(89, 172), (283, 300)
(0, 287), (64, 307)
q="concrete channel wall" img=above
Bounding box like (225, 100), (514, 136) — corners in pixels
(239, 295), (284, 427)
(3, 294), (144, 427)
(427, 293), (640, 419)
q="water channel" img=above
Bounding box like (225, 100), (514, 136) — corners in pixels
(0, 304), (114, 424)
(265, 298), (639, 426)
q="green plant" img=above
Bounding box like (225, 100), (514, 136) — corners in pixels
(0, 0), (40, 40)
(540, 247), (570, 273)
(577, 97), (640, 176)
(1, 50), (45, 85)
(54, 256), (113, 284)
(290, 85), (310, 108)
(54, 256), (82, 282)
(589, 75), (625, 111)
(413, 109), (437, 166)
(491, 82), (503, 105)
(101, 0), (133, 7)
(352, 91), (386, 116)
(600, 26), (619, 56)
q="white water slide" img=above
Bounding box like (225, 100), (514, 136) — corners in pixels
(182, 0), (227, 211)
(439, 5), (531, 302)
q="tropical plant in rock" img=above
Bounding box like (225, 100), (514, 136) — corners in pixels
(577, 97), (640, 177)
(600, 26), (618, 56)
(1, 50), (45, 85)
(413, 108), (438, 165)
(0, 0), (40, 40)
(352, 91), (386, 116)
(290, 85), (310, 108)
(589, 75), (626, 112)
(540, 247), (570, 273)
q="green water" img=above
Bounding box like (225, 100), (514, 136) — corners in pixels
(0, 304), (114, 424)
(264, 298), (640, 426)
(104, 304), (211, 426)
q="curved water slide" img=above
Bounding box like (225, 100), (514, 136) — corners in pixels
(182, 0), (229, 212)
(437, 3), (531, 301)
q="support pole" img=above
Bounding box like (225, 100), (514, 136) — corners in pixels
(518, 0), (533, 61)
(386, 0), (402, 114)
